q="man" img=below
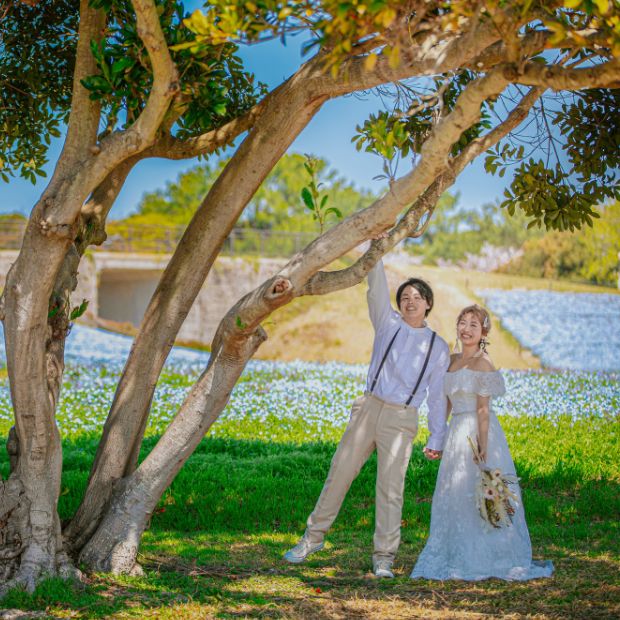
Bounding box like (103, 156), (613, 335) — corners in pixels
(283, 258), (450, 577)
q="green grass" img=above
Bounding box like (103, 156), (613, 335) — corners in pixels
(1, 414), (618, 619)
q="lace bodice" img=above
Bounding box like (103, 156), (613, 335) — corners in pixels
(444, 368), (505, 415)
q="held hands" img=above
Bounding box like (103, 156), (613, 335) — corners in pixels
(423, 447), (442, 461)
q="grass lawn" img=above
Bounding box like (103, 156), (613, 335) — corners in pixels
(1, 411), (618, 619)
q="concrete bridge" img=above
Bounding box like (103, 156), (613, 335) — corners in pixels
(0, 250), (286, 347)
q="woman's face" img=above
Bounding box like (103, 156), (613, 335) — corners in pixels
(457, 312), (484, 348)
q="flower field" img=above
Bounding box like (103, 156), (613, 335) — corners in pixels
(477, 288), (620, 372)
(0, 325), (618, 441)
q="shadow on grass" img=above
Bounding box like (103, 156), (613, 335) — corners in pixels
(1, 431), (618, 618)
(8, 531), (612, 619)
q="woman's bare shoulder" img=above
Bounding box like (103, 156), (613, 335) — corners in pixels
(470, 354), (496, 372)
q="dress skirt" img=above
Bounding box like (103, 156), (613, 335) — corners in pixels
(411, 410), (554, 581)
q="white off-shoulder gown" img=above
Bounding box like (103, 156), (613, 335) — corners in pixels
(411, 369), (554, 581)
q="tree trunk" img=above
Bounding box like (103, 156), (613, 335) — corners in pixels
(79, 322), (269, 573)
(0, 199), (74, 586)
(65, 73), (329, 553)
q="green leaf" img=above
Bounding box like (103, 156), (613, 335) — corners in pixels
(235, 315), (247, 330)
(111, 57), (135, 77)
(301, 187), (315, 210)
(324, 207), (343, 219)
(213, 102), (227, 116)
(170, 40), (201, 52)
(70, 299), (89, 321)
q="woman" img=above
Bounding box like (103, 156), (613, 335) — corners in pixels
(411, 304), (553, 581)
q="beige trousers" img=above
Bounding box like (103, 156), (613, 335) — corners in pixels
(305, 393), (419, 563)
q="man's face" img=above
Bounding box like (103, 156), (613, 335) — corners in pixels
(398, 285), (430, 325)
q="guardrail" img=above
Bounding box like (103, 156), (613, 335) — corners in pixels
(0, 220), (318, 257)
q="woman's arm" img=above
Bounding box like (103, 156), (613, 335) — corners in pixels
(475, 394), (490, 463)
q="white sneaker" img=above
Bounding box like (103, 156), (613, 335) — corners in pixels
(283, 536), (324, 563)
(373, 559), (394, 578)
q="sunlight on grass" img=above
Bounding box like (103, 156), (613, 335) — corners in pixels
(0, 333), (617, 617)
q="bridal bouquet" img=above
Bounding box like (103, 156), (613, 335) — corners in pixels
(467, 436), (519, 529)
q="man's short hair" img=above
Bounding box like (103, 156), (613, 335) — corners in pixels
(396, 278), (434, 316)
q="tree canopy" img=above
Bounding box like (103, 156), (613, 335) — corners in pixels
(3, 1), (619, 229)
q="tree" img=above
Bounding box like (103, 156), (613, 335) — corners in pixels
(410, 198), (544, 264)
(0, 0), (618, 592)
(116, 153), (375, 231)
(499, 201), (620, 285)
(579, 201), (620, 285)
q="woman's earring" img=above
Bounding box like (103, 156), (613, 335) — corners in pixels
(454, 332), (461, 353)
(479, 337), (488, 353)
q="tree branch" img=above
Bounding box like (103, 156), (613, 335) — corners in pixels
(453, 86), (543, 173)
(282, 68), (510, 287)
(81, 0), (179, 184)
(61, 0), (106, 167)
(78, 157), (139, 249)
(313, 25), (500, 98)
(145, 105), (263, 160)
(466, 29), (550, 71)
(505, 59), (620, 90)
(126, 0), (179, 144)
(299, 175), (453, 297)
(299, 86), (544, 297)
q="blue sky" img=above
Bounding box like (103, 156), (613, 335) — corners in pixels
(1, 27), (511, 220)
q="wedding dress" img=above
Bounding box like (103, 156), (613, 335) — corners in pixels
(411, 368), (554, 581)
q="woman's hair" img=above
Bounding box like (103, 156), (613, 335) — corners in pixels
(457, 305), (491, 337)
(396, 278), (434, 316)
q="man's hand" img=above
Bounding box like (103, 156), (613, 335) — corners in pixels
(423, 447), (442, 461)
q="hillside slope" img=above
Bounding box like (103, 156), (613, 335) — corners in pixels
(257, 262), (619, 368)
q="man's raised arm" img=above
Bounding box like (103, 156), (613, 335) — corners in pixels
(367, 259), (393, 331)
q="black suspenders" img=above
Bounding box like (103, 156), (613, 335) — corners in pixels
(405, 331), (436, 406)
(369, 328), (401, 392)
(369, 328), (437, 406)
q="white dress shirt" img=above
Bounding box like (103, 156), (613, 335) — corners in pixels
(366, 260), (450, 451)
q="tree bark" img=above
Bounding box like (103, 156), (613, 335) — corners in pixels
(79, 319), (271, 573)
(64, 63), (329, 552)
